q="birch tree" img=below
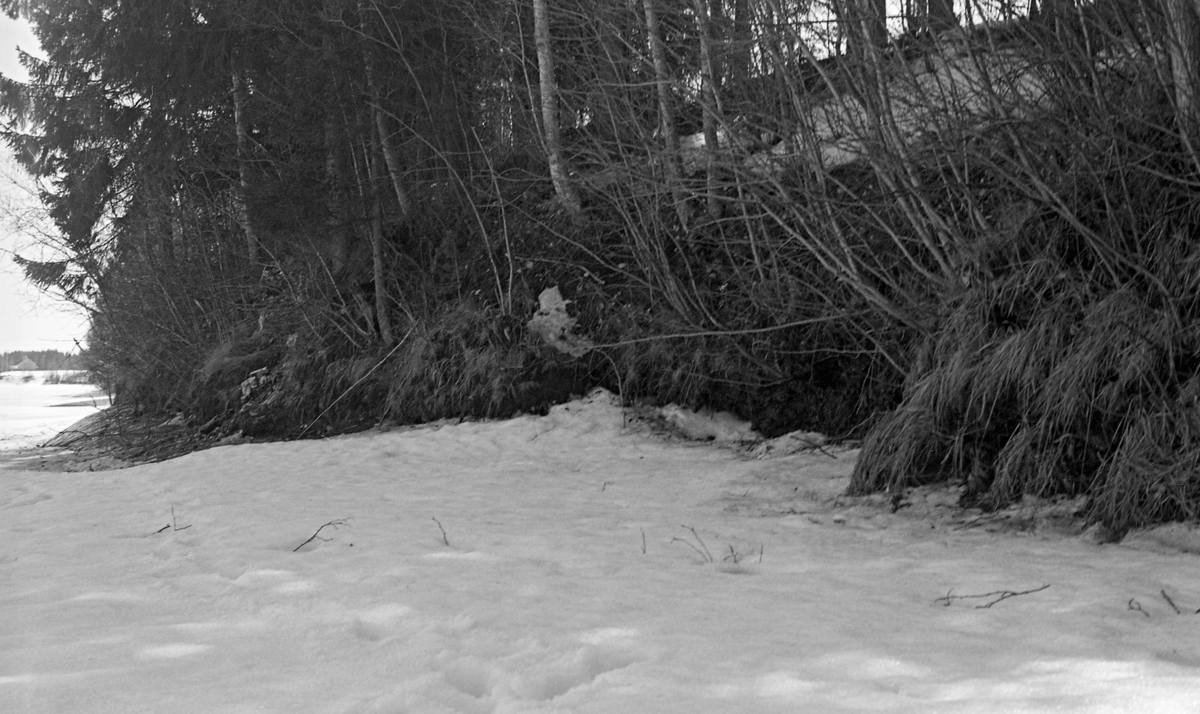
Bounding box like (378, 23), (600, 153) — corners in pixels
(532, 0), (583, 222)
(230, 62), (260, 266)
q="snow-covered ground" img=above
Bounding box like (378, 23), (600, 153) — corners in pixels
(0, 370), (105, 452)
(4, 388), (1200, 713)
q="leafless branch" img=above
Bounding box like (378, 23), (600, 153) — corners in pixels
(934, 584), (1051, 608)
(293, 518), (350, 552)
(432, 517), (450, 547)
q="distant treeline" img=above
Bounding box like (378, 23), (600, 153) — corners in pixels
(0, 350), (87, 372)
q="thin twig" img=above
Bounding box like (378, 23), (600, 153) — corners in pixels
(588, 313), (870, 348)
(641, 528), (647, 555)
(934, 584), (1051, 608)
(1161, 589), (1182, 615)
(432, 517), (450, 546)
(681, 525), (713, 562)
(297, 329), (412, 438)
(1129, 598), (1150, 618)
(171, 505), (191, 531)
(671, 536), (712, 562)
(293, 518), (350, 552)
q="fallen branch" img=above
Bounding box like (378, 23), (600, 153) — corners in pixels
(294, 518), (350, 552)
(1129, 598), (1150, 617)
(1161, 589), (1182, 614)
(432, 517), (450, 547)
(935, 584), (1051, 608)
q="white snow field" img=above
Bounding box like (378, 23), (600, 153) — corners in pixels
(4, 388), (1200, 713)
(0, 371), (105, 452)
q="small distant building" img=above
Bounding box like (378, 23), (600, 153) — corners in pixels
(14, 357), (39, 371)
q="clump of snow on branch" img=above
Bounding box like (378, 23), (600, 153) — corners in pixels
(527, 286), (594, 358)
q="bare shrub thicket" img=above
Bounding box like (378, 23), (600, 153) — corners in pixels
(7, 0), (1200, 527)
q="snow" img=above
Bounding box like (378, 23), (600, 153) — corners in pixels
(4, 387), (1200, 713)
(0, 371), (106, 451)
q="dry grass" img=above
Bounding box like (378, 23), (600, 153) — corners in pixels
(851, 216), (1200, 532)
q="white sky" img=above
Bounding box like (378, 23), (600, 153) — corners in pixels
(0, 14), (87, 355)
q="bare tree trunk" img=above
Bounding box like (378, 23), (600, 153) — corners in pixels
(532, 0), (584, 222)
(694, 0), (723, 220)
(907, 0), (958, 33)
(353, 0), (397, 346)
(837, 0), (888, 59)
(642, 0), (690, 230)
(323, 102), (353, 276)
(366, 135), (395, 347)
(928, 0), (957, 33)
(374, 112), (412, 220)
(230, 65), (259, 266)
(358, 0), (413, 223)
(319, 0), (353, 279)
(1166, 0), (1200, 146)
(730, 0), (752, 85)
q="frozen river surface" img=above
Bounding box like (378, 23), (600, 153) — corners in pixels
(0, 371), (107, 452)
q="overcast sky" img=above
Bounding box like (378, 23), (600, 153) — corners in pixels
(0, 14), (88, 355)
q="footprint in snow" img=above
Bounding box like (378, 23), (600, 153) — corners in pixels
(137, 643), (211, 659)
(438, 628), (642, 703)
(352, 603), (416, 642)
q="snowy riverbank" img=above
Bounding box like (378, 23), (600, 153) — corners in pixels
(0, 370), (106, 453)
(4, 388), (1200, 712)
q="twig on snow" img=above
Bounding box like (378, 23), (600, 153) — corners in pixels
(682, 525), (713, 561)
(171, 505), (191, 531)
(934, 584), (1051, 608)
(153, 505), (191, 534)
(671, 537), (710, 562)
(432, 517), (450, 546)
(1129, 598), (1150, 617)
(672, 525), (714, 563)
(1161, 589), (1182, 614)
(293, 518), (350, 552)
(641, 528), (646, 555)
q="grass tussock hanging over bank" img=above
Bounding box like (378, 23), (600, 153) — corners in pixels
(852, 184), (1200, 533)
